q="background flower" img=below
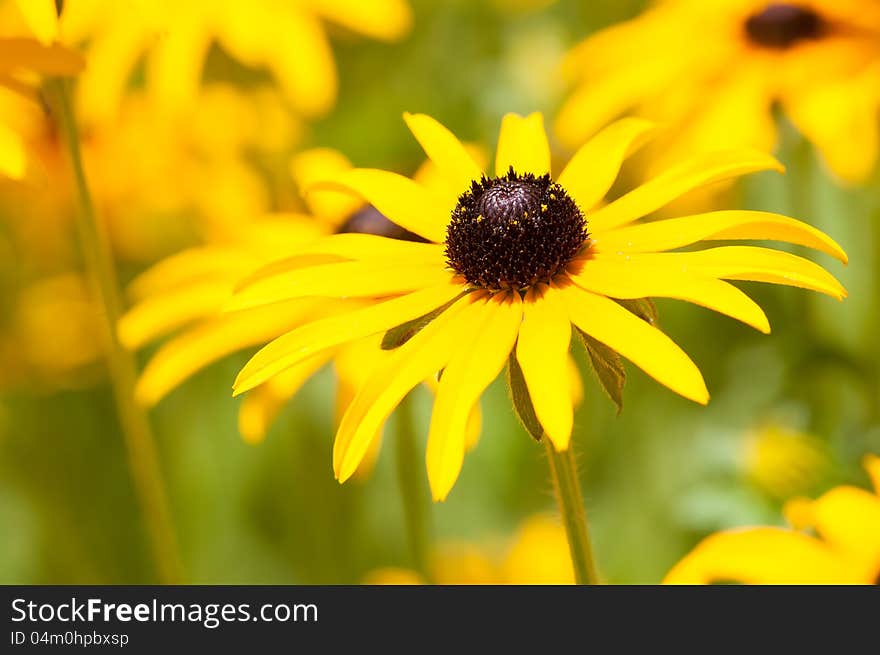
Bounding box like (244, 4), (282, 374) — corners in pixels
(664, 455), (880, 584)
(556, 0), (880, 183)
(366, 513), (575, 584)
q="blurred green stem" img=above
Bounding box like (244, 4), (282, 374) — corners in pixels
(395, 394), (432, 581)
(544, 437), (599, 584)
(49, 78), (183, 584)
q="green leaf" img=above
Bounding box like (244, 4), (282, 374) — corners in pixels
(615, 298), (658, 325)
(381, 296), (462, 350)
(576, 328), (625, 414)
(506, 351), (543, 441)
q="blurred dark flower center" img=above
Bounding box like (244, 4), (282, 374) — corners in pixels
(745, 3), (825, 49)
(338, 205), (427, 242)
(445, 169), (587, 290)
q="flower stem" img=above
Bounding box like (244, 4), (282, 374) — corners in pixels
(395, 393), (432, 582)
(543, 437), (600, 584)
(49, 78), (183, 584)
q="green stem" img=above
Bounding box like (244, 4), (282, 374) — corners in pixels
(543, 437), (599, 584)
(395, 394), (432, 582)
(49, 78), (183, 584)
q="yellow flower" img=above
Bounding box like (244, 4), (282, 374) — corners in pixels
(14, 0), (412, 124)
(230, 111), (847, 501)
(0, 273), (103, 390)
(0, 83), (296, 263)
(665, 455), (880, 584)
(366, 513), (575, 584)
(0, 3), (82, 179)
(743, 422), (830, 500)
(556, 0), (880, 183)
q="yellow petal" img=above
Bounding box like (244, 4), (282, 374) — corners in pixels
(495, 112), (551, 177)
(145, 15), (211, 114)
(238, 352), (334, 444)
(126, 247), (257, 302)
(118, 280), (232, 349)
(557, 118), (657, 212)
(422, 375), (483, 452)
(310, 168), (449, 243)
(568, 257), (770, 333)
(75, 19), (150, 124)
(785, 68), (880, 184)
(0, 37), (84, 76)
(561, 282), (708, 404)
(285, 233), (446, 263)
(136, 300), (319, 406)
(784, 486), (880, 577)
(403, 112), (483, 193)
(14, 0), (59, 45)
(516, 285), (573, 450)
(554, 57), (673, 150)
(225, 260), (453, 312)
(648, 62), (777, 179)
(233, 281), (465, 396)
(617, 247), (846, 299)
(427, 292), (522, 501)
(0, 120), (27, 179)
(309, 0), (413, 41)
(289, 148), (362, 224)
(503, 514), (574, 584)
(333, 335), (389, 480)
(220, 6), (336, 118)
(663, 527), (862, 584)
(589, 150), (784, 232)
(595, 210), (848, 263)
(333, 294), (478, 483)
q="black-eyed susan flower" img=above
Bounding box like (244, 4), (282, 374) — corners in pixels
(19, 0), (412, 124)
(365, 513), (574, 584)
(665, 455), (880, 584)
(556, 0), (880, 183)
(229, 112), (847, 501)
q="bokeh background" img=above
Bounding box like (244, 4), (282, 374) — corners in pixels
(1, 0), (878, 584)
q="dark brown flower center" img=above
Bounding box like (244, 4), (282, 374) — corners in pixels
(445, 169), (587, 290)
(744, 3), (825, 49)
(338, 205), (427, 242)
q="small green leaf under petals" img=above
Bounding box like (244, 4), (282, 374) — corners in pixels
(615, 298), (658, 325)
(577, 328), (626, 415)
(506, 351), (544, 441)
(381, 295), (463, 350)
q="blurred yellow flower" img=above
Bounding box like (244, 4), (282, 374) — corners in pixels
(0, 83), (296, 263)
(119, 149), (483, 455)
(230, 112), (846, 501)
(0, 6), (82, 179)
(665, 455), (880, 584)
(366, 513), (575, 584)
(743, 422), (830, 500)
(0, 273), (103, 390)
(8, 0), (413, 124)
(556, 0), (880, 183)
